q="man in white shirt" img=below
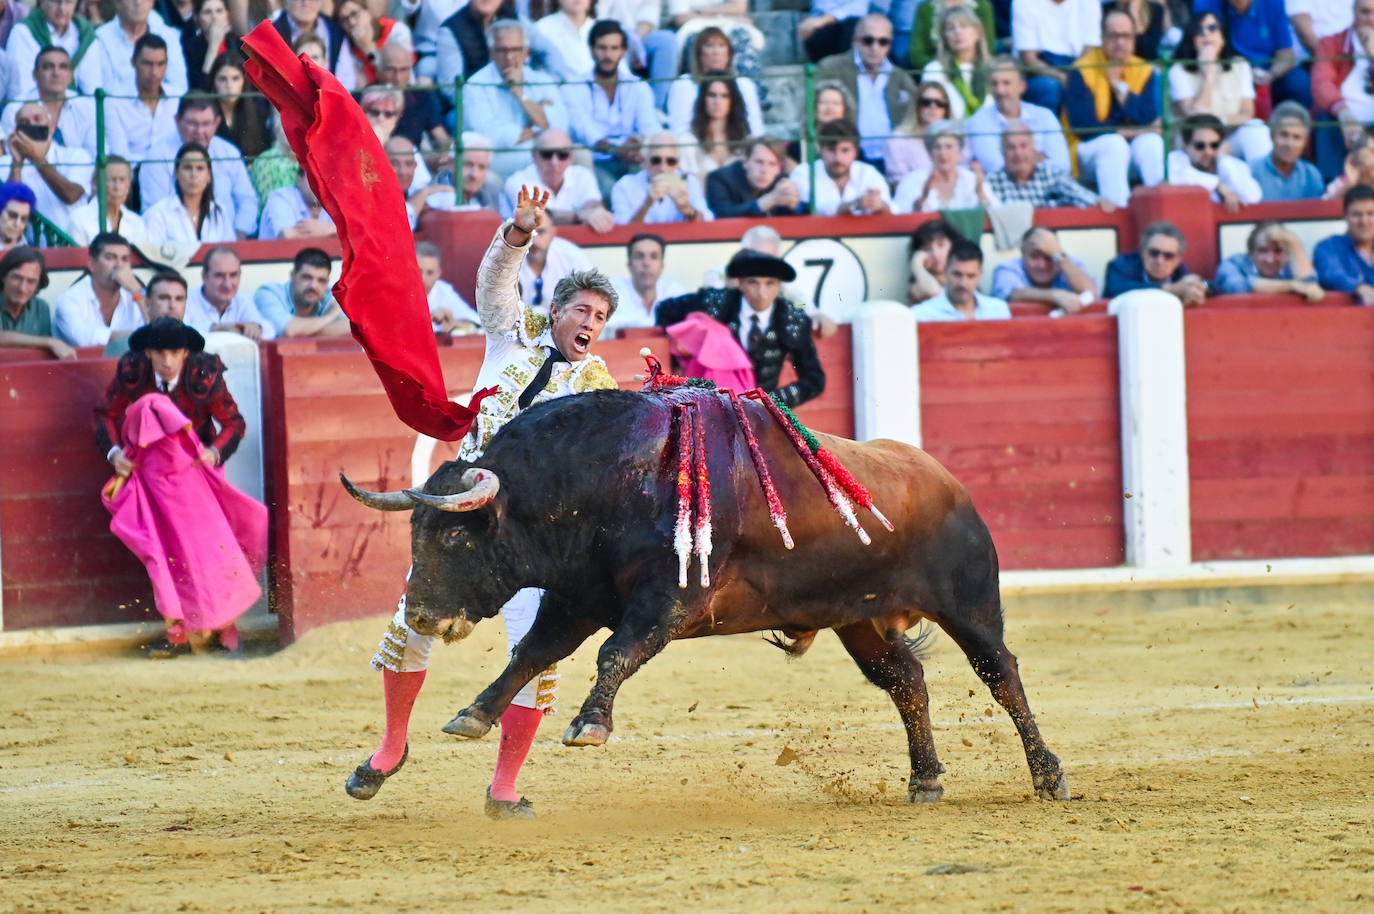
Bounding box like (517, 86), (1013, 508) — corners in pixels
(185, 246), (276, 341)
(911, 239), (1012, 322)
(6, 0), (105, 100)
(1012, 0), (1102, 113)
(560, 20), (661, 195)
(501, 128), (613, 231)
(519, 217), (593, 312)
(608, 233), (687, 331)
(94, 0), (188, 98)
(965, 56), (1071, 175)
(1166, 113), (1263, 211)
(789, 118), (891, 216)
(1, 102), (89, 235)
(0, 47), (97, 157)
(813, 14), (914, 172)
(139, 96), (259, 239)
(68, 155), (148, 246)
(416, 240), (481, 334)
(611, 131), (712, 224)
(103, 33), (179, 165)
(53, 232), (143, 346)
(461, 20), (570, 178)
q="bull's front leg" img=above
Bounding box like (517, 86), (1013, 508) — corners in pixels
(563, 593), (694, 747)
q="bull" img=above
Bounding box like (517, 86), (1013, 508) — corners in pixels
(343, 388), (1069, 802)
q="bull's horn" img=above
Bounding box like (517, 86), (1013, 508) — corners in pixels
(404, 468), (500, 512)
(340, 473), (416, 511)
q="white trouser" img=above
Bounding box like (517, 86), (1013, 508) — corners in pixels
(1226, 119), (1274, 166)
(1078, 132), (1166, 207)
(371, 586), (556, 711)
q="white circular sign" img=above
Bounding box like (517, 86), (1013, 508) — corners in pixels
(783, 238), (869, 323)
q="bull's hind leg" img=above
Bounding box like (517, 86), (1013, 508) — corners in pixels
(833, 620), (946, 802)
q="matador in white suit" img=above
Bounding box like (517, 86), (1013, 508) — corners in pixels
(345, 188), (620, 818)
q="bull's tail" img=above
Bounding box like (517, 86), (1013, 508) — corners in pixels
(765, 629), (818, 658)
(902, 619), (938, 660)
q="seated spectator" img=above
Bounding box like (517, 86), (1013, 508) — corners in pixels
(186, 246), (275, 340)
(608, 233), (688, 331)
(336, 0), (412, 86)
(462, 19), (570, 178)
(1314, 183), (1374, 305)
(706, 136), (805, 218)
(144, 143), (236, 244)
(611, 131), (712, 224)
(790, 118), (891, 216)
(6, 0), (104, 101)
(656, 250), (825, 407)
(0, 46), (97, 159)
(561, 20), (659, 195)
(1215, 220), (1324, 302)
(908, 218), (965, 305)
(1065, 8), (1164, 208)
(519, 215), (593, 312)
(381, 43), (452, 162)
(782, 78), (855, 171)
(444, 132), (500, 212)
(102, 268), (187, 357)
(415, 240), (481, 334)
(271, 0), (356, 90)
(254, 247), (348, 338)
(102, 35), (179, 165)
(1325, 135), (1374, 201)
(647, 5), (762, 110)
(182, 0), (238, 93)
(1194, 0), (1307, 109)
(0, 180), (34, 257)
(94, 0), (189, 98)
(893, 120), (996, 214)
(884, 81), (956, 185)
(211, 51), (271, 161)
(991, 226), (1100, 313)
(1101, 0), (1166, 62)
(910, 238), (1010, 321)
(384, 134), (447, 227)
(665, 26), (764, 137)
(815, 14), (917, 175)
(258, 170), (336, 241)
(2, 103), (89, 237)
(292, 30), (329, 68)
(94, 315), (266, 657)
(54, 232), (142, 347)
(1253, 102), (1325, 201)
(249, 115), (299, 210)
(984, 122), (1109, 209)
(436, 0), (510, 86)
(1168, 11), (1272, 166)
(534, 0), (594, 82)
(1103, 220), (1209, 305)
(359, 83), (405, 144)
(684, 73), (751, 183)
(503, 128), (614, 231)
(592, 0), (661, 75)
(965, 56), (1070, 176)
(909, 0), (996, 71)
(1167, 113), (1262, 211)
(0, 246), (74, 358)
(1012, 0), (1103, 114)
(800, 0), (866, 62)
(1312, 2), (1374, 177)
(1290, 0), (1354, 62)
(921, 5), (991, 119)
(69, 155), (147, 246)
(141, 96), (259, 239)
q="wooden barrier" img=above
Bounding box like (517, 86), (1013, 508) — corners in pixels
(918, 316), (1125, 570)
(1184, 306), (1374, 561)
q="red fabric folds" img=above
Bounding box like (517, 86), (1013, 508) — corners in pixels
(242, 22), (490, 440)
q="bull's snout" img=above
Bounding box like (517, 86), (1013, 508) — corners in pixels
(406, 606), (476, 644)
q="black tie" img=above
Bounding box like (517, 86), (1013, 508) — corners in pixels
(747, 314), (765, 354)
(518, 347), (567, 409)
(159, 379), (169, 393)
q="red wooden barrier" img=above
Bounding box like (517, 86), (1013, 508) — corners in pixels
(1185, 306), (1374, 560)
(918, 317), (1125, 570)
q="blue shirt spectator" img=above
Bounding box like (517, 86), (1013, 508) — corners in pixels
(910, 290), (1011, 321)
(1103, 220), (1211, 307)
(1251, 102), (1324, 201)
(1103, 251), (1187, 297)
(461, 23), (570, 179)
(992, 254), (1090, 298)
(1252, 156), (1324, 201)
(1212, 226), (1324, 302)
(1214, 252), (1298, 293)
(1313, 184), (1374, 304)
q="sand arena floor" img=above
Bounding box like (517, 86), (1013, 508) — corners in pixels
(2, 597), (1371, 913)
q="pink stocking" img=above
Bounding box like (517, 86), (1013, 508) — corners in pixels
(371, 669), (425, 772)
(489, 704), (543, 802)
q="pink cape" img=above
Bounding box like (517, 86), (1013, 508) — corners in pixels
(665, 311), (757, 390)
(102, 396), (268, 633)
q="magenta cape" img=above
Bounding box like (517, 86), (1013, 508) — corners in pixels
(665, 311), (757, 390)
(241, 22), (490, 441)
(102, 396), (268, 633)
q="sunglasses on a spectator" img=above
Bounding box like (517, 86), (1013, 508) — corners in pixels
(650, 156), (679, 166)
(858, 36), (892, 47)
(537, 149), (572, 161)
(1145, 248), (1180, 260)
(1190, 140), (1221, 150)
(365, 107), (398, 118)
(918, 97), (948, 108)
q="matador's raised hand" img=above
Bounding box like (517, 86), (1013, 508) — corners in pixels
(511, 185), (551, 234)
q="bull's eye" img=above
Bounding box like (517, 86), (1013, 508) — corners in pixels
(444, 528), (463, 546)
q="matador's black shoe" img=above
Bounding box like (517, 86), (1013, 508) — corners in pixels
(484, 788), (537, 820)
(344, 744), (408, 800)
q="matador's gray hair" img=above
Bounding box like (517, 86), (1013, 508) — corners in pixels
(550, 270), (619, 319)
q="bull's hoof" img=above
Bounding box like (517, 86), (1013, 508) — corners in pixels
(562, 719), (610, 747)
(441, 711), (492, 739)
(908, 778), (944, 803)
(1036, 771), (1071, 801)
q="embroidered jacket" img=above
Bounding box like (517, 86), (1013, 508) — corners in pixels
(93, 352), (247, 460)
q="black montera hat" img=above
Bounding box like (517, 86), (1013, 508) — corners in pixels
(725, 249), (797, 282)
(128, 317), (205, 353)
